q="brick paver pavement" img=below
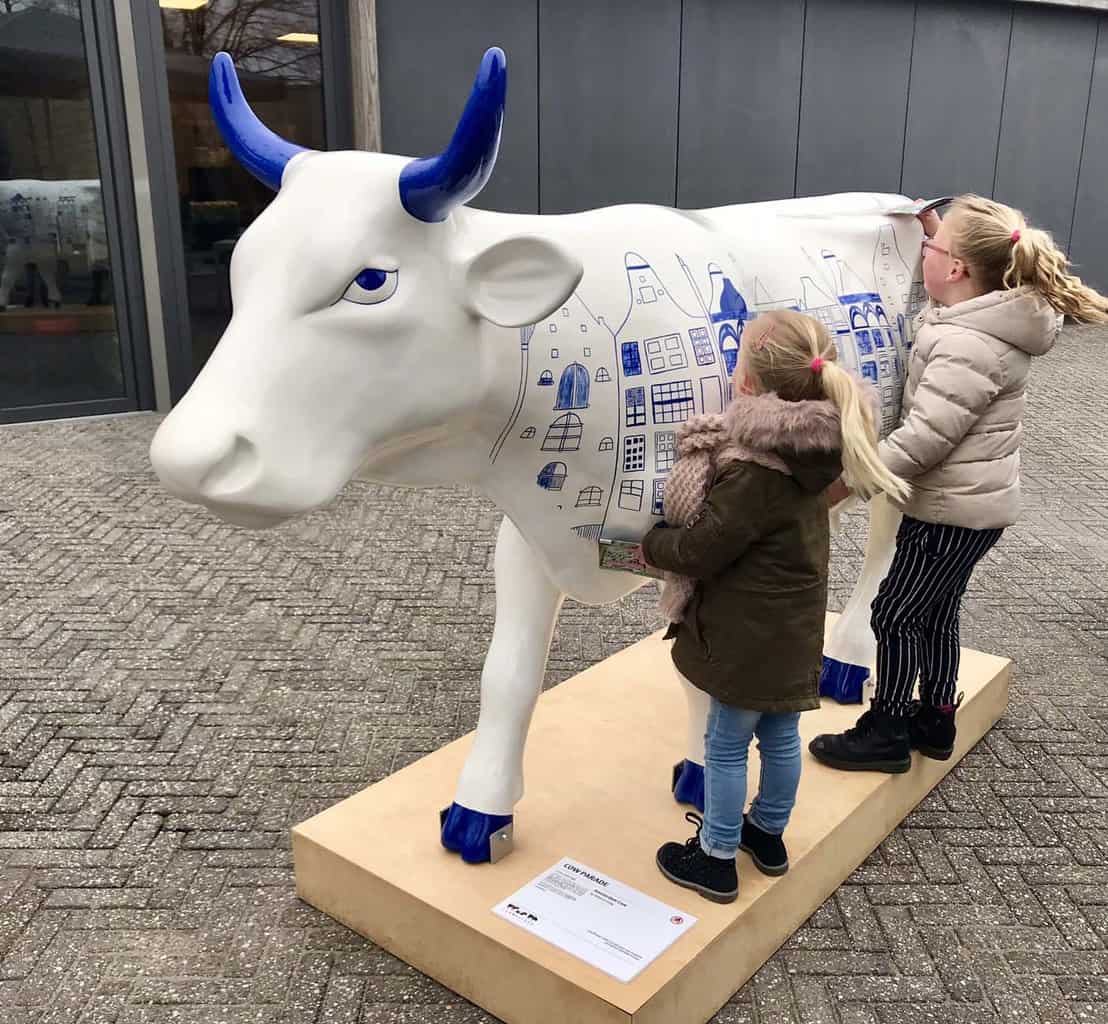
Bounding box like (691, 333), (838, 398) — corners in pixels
(1, 325), (1106, 1023)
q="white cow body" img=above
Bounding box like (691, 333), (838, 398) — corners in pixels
(150, 51), (923, 861)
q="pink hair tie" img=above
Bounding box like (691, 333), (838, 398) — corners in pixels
(810, 356), (825, 374)
(1011, 229), (1021, 244)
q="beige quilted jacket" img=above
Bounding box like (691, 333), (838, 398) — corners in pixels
(879, 286), (1058, 529)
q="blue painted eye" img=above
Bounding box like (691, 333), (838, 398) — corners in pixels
(342, 267), (397, 305)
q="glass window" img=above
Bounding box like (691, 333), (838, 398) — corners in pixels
(158, 0), (325, 376)
(0, 0), (123, 410)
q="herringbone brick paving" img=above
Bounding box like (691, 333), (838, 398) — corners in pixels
(0, 325), (1106, 1023)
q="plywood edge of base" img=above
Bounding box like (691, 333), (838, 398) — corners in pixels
(292, 827), (631, 1024)
(634, 658), (1011, 1024)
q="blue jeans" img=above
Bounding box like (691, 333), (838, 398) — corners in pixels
(700, 699), (802, 858)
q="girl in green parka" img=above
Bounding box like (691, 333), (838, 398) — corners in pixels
(641, 309), (910, 903)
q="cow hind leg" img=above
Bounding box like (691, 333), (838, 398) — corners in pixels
(821, 493), (902, 702)
(441, 515), (564, 864)
(672, 670), (709, 812)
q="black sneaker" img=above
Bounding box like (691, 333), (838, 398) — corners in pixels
(656, 812), (738, 904)
(909, 692), (963, 760)
(808, 705), (912, 773)
(739, 814), (788, 876)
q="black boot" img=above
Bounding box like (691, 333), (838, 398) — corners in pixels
(739, 814), (788, 876)
(808, 704), (912, 773)
(656, 812), (738, 904)
(909, 692), (963, 760)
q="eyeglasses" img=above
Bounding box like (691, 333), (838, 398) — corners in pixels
(921, 239), (953, 258)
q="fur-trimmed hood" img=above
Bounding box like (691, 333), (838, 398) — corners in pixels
(676, 391), (846, 494)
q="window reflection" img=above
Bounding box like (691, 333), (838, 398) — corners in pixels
(158, 0), (324, 375)
(0, 0), (123, 410)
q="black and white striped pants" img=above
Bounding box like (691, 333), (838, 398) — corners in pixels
(870, 515), (1003, 715)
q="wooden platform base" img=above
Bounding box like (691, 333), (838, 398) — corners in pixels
(292, 617), (1010, 1024)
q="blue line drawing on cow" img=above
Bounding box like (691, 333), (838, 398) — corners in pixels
(621, 341), (643, 376)
(490, 324), (534, 463)
(651, 379), (695, 424)
(555, 362), (590, 410)
(654, 430), (676, 473)
(537, 462), (567, 491)
(652, 478), (666, 516)
(623, 435), (646, 472)
(618, 479), (645, 511)
(542, 413), (583, 452)
(625, 386), (646, 427)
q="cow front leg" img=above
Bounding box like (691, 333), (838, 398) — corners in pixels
(441, 515), (564, 863)
(672, 671), (709, 812)
(822, 493), (902, 702)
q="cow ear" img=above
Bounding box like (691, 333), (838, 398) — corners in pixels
(461, 235), (583, 328)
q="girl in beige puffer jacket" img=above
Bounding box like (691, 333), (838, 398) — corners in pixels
(811, 194), (1108, 775)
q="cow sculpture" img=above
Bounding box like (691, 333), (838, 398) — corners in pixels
(150, 47), (929, 863)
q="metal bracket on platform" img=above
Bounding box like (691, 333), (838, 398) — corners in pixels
(489, 822), (514, 864)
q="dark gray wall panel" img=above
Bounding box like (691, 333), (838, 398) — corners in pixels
(539, 0), (681, 214)
(901, 1), (1012, 202)
(1066, 18), (1108, 292)
(994, 5), (1098, 251)
(677, 0), (804, 208)
(796, 0), (916, 197)
(377, 2), (538, 213)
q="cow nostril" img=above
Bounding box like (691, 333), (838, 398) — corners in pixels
(198, 434), (260, 497)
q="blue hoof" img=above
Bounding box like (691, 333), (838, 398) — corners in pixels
(440, 803), (513, 864)
(671, 760), (705, 812)
(820, 656), (869, 704)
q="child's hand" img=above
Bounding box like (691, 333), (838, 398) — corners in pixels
(827, 478), (853, 506)
(915, 200), (942, 238)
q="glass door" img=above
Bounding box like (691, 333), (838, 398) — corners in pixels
(0, 0), (140, 418)
(155, 0), (326, 376)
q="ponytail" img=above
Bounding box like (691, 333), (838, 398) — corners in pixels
(819, 361), (911, 504)
(949, 195), (1108, 323)
(1006, 225), (1108, 323)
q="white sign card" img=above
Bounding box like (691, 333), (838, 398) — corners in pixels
(493, 858), (698, 983)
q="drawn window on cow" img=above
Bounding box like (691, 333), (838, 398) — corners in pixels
(623, 435), (646, 472)
(626, 387), (646, 427)
(645, 333), (687, 374)
(595, 367), (612, 383)
(655, 431), (676, 473)
(689, 327), (716, 366)
(543, 414), (583, 452)
(621, 341), (643, 377)
(583, 346), (591, 356)
(551, 347), (559, 358)
(538, 370), (554, 386)
(718, 325), (740, 375)
(537, 462), (567, 491)
(700, 376), (724, 415)
(520, 427), (537, 439)
(599, 436), (615, 452)
(618, 480), (645, 511)
(555, 363), (590, 411)
(651, 380), (695, 424)
(576, 487), (603, 508)
(652, 478), (666, 516)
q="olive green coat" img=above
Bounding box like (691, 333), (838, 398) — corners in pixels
(641, 392), (845, 712)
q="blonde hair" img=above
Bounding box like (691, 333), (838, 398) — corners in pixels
(947, 194), (1108, 322)
(740, 310), (911, 503)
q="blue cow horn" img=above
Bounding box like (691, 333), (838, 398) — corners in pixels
(399, 47), (506, 223)
(209, 52), (309, 191)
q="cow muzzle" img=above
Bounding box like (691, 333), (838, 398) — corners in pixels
(150, 419), (262, 507)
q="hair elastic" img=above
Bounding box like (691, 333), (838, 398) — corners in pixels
(810, 356), (825, 374)
(1010, 229), (1021, 244)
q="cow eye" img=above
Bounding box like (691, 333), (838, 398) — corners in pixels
(342, 268), (397, 305)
